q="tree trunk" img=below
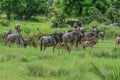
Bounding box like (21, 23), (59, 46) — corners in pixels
(6, 13), (11, 20)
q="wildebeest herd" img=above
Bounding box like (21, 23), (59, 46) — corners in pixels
(3, 23), (120, 53)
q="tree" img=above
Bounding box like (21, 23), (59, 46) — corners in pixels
(0, 0), (49, 20)
(105, 0), (120, 23)
(62, 0), (111, 16)
(0, 0), (15, 20)
(94, 0), (111, 14)
(112, 0), (120, 9)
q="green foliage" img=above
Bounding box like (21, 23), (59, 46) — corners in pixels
(62, 0), (120, 24)
(63, 0), (111, 16)
(91, 63), (106, 80)
(0, 0), (49, 19)
(111, 48), (120, 58)
(0, 17), (120, 80)
(0, 19), (9, 26)
(106, 7), (120, 23)
(91, 63), (120, 80)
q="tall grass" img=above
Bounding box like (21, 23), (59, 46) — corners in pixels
(91, 63), (120, 80)
(0, 19), (120, 80)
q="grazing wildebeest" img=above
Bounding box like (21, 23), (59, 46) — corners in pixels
(60, 42), (71, 53)
(81, 38), (98, 49)
(4, 29), (12, 41)
(39, 32), (63, 52)
(39, 35), (57, 53)
(62, 30), (84, 48)
(5, 34), (26, 47)
(24, 38), (37, 48)
(99, 31), (105, 41)
(84, 27), (100, 38)
(81, 36), (97, 42)
(115, 35), (120, 47)
(14, 24), (26, 48)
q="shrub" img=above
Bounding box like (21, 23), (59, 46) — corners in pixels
(59, 23), (69, 28)
(91, 63), (120, 80)
(26, 63), (69, 77)
(5, 53), (20, 61)
(0, 19), (9, 26)
(92, 51), (111, 58)
(27, 64), (46, 77)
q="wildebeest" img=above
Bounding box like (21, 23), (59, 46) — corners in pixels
(60, 42), (71, 53)
(5, 34), (26, 47)
(115, 35), (120, 47)
(81, 38), (98, 49)
(4, 29), (12, 41)
(24, 38), (37, 48)
(81, 36), (97, 42)
(84, 27), (100, 38)
(39, 35), (57, 53)
(39, 32), (63, 52)
(14, 24), (26, 48)
(62, 30), (84, 48)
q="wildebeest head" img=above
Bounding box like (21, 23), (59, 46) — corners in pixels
(15, 24), (21, 32)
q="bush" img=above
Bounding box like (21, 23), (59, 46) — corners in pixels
(26, 63), (69, 77)
(106, 7), (120, 23)
(59, 23), (69, 28)
(0, 19), (9, 26)
(92, 51), (111, 58)
(27, 64), (46, 77)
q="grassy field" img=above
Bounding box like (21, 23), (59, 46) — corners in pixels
(0, 19), (120, 80)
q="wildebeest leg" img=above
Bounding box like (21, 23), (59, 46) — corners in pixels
(73, 40), (77, 48)
(30, 41), (32, 48)
(76, 40), (79, 49)
(16, 42), (20, 48)
(5, 40), (8, 46)
(67, 48), (71, 54)
(44, 44), (47, 52)
(40, 45), (42, 51)
(8, 41), (11, 47)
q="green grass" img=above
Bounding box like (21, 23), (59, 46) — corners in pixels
(0, 39), (120, 80)
(0, 19), (120, 80)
